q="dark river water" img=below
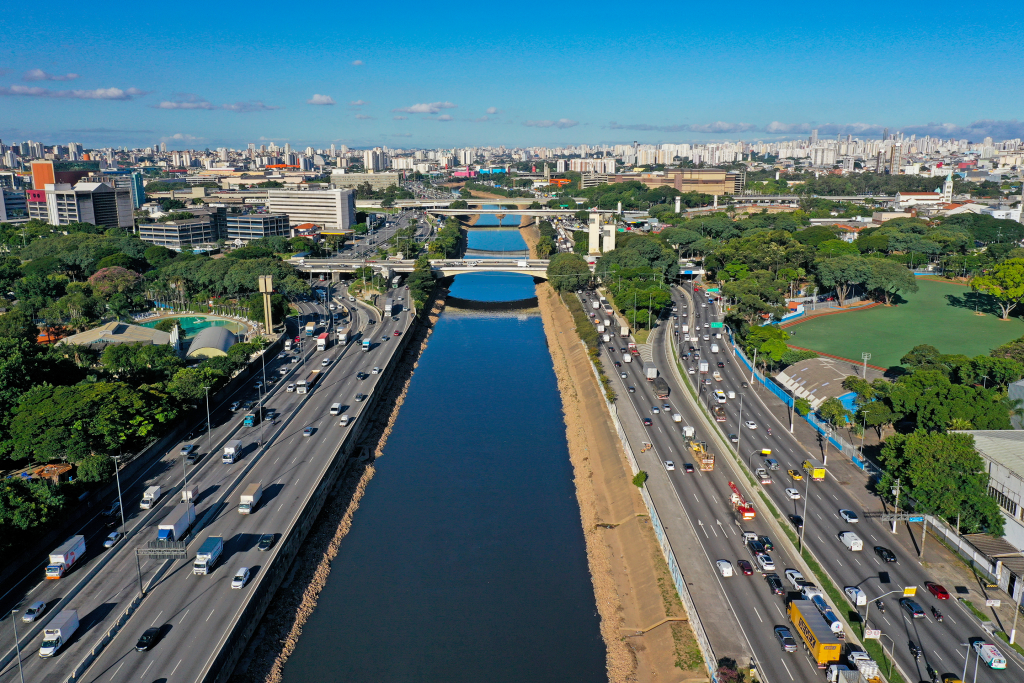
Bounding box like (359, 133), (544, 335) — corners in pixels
(280, 230), (606, 683)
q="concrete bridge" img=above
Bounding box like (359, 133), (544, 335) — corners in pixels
(291, 257), (556, 279)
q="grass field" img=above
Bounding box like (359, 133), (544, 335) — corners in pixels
(786, 279), (1024, 369)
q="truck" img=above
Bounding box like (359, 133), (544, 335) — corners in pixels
(591, 301), (599, 310)
(713, 371), (722, 381)
(692, 441), (715, 471)
(619, 325), (629, 337)
(223, 439), (243, 464)
(296, 369), (320, 394)
(38, 609), (79, 657)
(316, 332), (328, 351)
(338, 331), (348, 345)
(193, 536), (224, 575)
(643, 363), (658, 381)
(362, 339), (371, 352)
(728, 481), (755, 520)
(596, 324), (605, 333)
(811, 594), (845, 637)
(238, 482), (263, 514)
(622, 353), (631, 363)
(140, 485), (161, 509)
(304, 321), (315, 336)
(384, 298), (394, 315)
(787, 599), (842, 667)
(45, 536), (86, 579)
(653, 376), (670, 398)
(158, 503), (196, 541)
(628, 342), (639, 355)
(699, 360), (709, 374)
(284, 339), (292, 351)
(681, 425), (695, 439)
(180, 485), (199, 503)
(713, 405), (726, 421)
(602, 333), (611, 343)
(243, 407), (261, 427)
(710, 343), (720, 353)
(825, 665), (859, 683)
(802, 458), (827, 481)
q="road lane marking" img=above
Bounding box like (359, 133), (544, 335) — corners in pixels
(711, 495), (718, 504)
(178, 609), (189, 623)
(836, 559), (842, 567)
(693, 493), (699, 502)
(278, 503), (284, 512)
(775, 602), (785, 618)
(779, 657), (795, 681)
(932, 651), (942, 661)
(206, 609), (216, 621)
(853, 558), (861, 566)
(141, 661), (154, 679)
(171, 659), (182, 676)
(817, 535), (824, 543)
(151, 611), (163, 626)
(113, 662), (126, 679)
(294, 479), (301, 487)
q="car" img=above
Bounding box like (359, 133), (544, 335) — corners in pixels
(926, 582), (950, 599)
(355, 393), (367, 402)
(614, 361), (621, 367)
(242, 400), (254, 411)
(703, 335), (710, 341)
(356, 372), (369, 380)
(728, 433), (738, 443)
(372, 366), (383, 375)
(180, 443), (198, 458)
(765, 573), (785, 595)
(393, 330), (401, 336)
(703, 322), (710, 328)
(689, 346), (696, 352)
(607, 345), (615, 352)
(664, 461), (675, 471)
(229, 401), (241, 412)
(278, 367), (288, 375)
(102, 500), (121, 517)
(737, 560), (754, 575)
(899, 597), (925, 618)
(662, 403), (671, 411)
(321, 358), (331, 366)
(650, 406), (660, 415)
(744, 421), (756, 429)
(620, 372), (628, 378)
(683, 463), (695, 474)
(755, 467), (770, 482)
(136, 626), (162, 651)
(688, 367), (695, 374)
(845, 586), (867, 606)
(291, 357), (300, 364)
(381, 336), (389, 342)
(302, 427), (314, 437)
(874, 546), (897, 562)
(717, 362), (725, 368)
(288, 382), (299, 392)
(741, 381), (749, 388)
(186, 449), (202, 464)
(774, 626), (798, 652)
(231, 567), (250, 589)
(747, 539), (765, 554)
(329, 303), (336, 310)
(764, 458), (779, 470)
(642, 418), (653, 426)
(102, 530), (124, 548)
(21, 600), (46, 623)
(756, 553), (776, 571)
(628, 386), (636, 393)
(257, 534), (276, 551)
(785, 488), (801, 500)
(785, 569), (805, 589)
(188, 423), (208, 440)
(716, 560), (734, 577)
(790, 514), (804, 529)
(758, 536), (774, 551)
(839, 509), (859, 523)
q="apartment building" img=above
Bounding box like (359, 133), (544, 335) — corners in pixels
(44, 182), (134, 230)
(266, 188), (355, 231)
(328, 171), (400, 191)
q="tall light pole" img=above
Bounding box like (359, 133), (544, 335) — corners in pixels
(11, 610), (26, 683)
(861, 352), (871, 379)
(799, 463), (811, 550)
(112, 454), (126, 536)
(203, 386), (212, 453)
(891, 478), (901, 534)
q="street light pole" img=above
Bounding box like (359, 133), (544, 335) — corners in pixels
(892, 478), (901, 534)
(799, 463), (811, 550)
(11, 610), (26, 683)
(736, 394), (745, 461)
(1009, 552), (1023, 644)
(204, 386), (212, 454)
(862, 352), (871, 379)
(960, 642), (971, 682)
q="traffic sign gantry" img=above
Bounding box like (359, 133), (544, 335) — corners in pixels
(710, 322), (724, 328)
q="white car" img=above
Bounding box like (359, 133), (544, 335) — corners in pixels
(372, 367), (382, 374)
(785, 488), (801, 500)
(231, 567), (250, 589)
(664, 461), (675, 471)
(844, 586), (867, 606)
(744, 421), (757, 430)
(839, 509), (859, 523)
(688, 367), (695, 374)
(756, 553), (776, 571)
(716, 560), (734, 577)
(785, 569), (805, 590)
(321, 358), (331, 366)
(21, 600), (46, 623)
(103, 531), (123, 548)
(286, 383), (296, 392)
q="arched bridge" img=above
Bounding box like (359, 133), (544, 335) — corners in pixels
(291, 257), (560, 280)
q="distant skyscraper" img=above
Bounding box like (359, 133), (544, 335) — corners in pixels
(810, 129), (818, 145)
(883, 127), (889, 141)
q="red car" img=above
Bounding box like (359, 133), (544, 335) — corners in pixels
(393, 330), (401, 336)
(643, 418), (653, 426)
(925, 582), (950, 599)
(737, 560), (754, 576)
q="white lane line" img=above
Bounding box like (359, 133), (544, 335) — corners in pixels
(817, 535), (824, 543)
(932, 651), (942, 662)
(150, 610), (163, 626)
(752, 606), (763, 623)
(779, 657), (795, 681)
(832, 493), (839, 500)
(171, 659), (182, 676)
(179, 609), (189, 623)
(775, 602), (785, 618)
(294, 479), (301, 487)
(711, 495), (718, 505)
(278, 503), (284, 512)
(668, 446), (673, 453)
(112, 662), (126, 679)
(274, 458), (280, 464)
(141, 661), (154, 679)
(946, 613), (956, 625)
(883, 615), (891, 626)
(206, 609), (216, 621)
(693, 493), (699, 502)
(854, 558), (861, 566)
(836, 559), (842, 567)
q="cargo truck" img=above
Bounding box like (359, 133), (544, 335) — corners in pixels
(180, 485), (199, 503)
(596, 324), (605, 333)
(643, 363), (658, 380)
(140, 485), (161, 509)
(713, 405), (726, 421)
(45, 536), (86, 579)
(362, 339), (371, 352)
(384, 298), (394, 315)
(38, 609), (78, 657)
(619, 325), (629, 337)
(653, 376), (670, 398)
(243, 407), (261, 426)
(296, 369), (320, 393)
(338, 331), (348, 345)
(591, 301), (599, 310)
(304, 322), (315, 336)
(802, 458), (827, 481)
(157, 503), (196, 541)
(238, 482), (263, 514)
(317, 332), (329, 351)
(788, 599), (842, 667)
(622, 353), (631, 363)
(284, 339), (292, 351)
(602, 334), (611, 343)
(710, 343), (720, 353)
(193, 536), (224, 575)
(223, 439), (243, 464)
(699, 360), (709, 373)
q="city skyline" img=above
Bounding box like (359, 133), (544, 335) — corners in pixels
(2, 3), (1023, 149)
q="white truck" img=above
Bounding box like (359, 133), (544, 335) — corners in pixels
(622, 353), (631, 363)
(516, 260), (528, 268)
(238, 482), (263, 514)
(839, 531), (863, 551)
(384, 298), (394, 315)
(223, 440), (243, 464)
(699, 360), (709, 373)
(157, 503), (196, 542)
(45, 535), (86, 579)
(140, 486), (161, 509)
(710, 343), (720, 353)
(602, 334), (611, 343)
(643, 363), (658, 381)
(193, 536), (224, 575)
(619, 325), (629, 337)
(682, 425), (695, 438)
(596, 324), (605, 333)
(180, 485), (199, 503)
(337, 331), (348, 345)
(38, 609), (78, 657)
(591, 301), (600, 310)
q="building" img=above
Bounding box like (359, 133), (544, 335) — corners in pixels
(226, 213), (289, 244)
(774, 357), (885, 411)
(266, 188), (355, 232)
(58, 321), (176, 350)
(953, 431), (1024, 549)
(26, 189), (47, 221)
(187, 326), (238, 359)
(86, 171), (146, 209)
(329, 171), (400, 191)
(608, 168), (743, 195)
(30, 160), (100, 189)
(0, 189), (27, 222)
(44, 182), (134, 230)
(138, 214), (219, 249)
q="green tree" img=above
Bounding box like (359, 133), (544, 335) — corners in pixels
(972, 258), (1024, 320)
(167, 366), (226, 402)
(866, 259), (918, 304)
(794, 397), (812, 416)
(535, 235), (556, 258)
(0, 478), (66, 530)
(818, 397), (852, 427)
(76, 454), (115, 482)
(546, 253), (591, 292)
(449, 199), (469, 209)
(857, 401), (894, 438)
(87, 266), (142, 299)
(815, 255), (871, 307)
(816, 239), (860, 258)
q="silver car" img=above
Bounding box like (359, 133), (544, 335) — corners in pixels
(21, 601), (46, 623)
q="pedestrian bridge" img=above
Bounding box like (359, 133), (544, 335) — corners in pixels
(291, 257), (557, 280)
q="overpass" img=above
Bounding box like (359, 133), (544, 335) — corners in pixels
(291, 257), (555, 279)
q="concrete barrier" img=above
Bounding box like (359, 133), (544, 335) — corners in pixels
(64, 592), (143, 683)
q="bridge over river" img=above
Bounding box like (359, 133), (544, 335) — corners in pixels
(291, 257), (556, 279)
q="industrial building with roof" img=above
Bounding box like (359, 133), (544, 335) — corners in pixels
(186, 326), (238, 359)
(57, 321), (177, 349)
(955, 430), (1024, 549)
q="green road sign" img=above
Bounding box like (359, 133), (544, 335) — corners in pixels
(710, 322), (724, 328)
(706, 288), (720, 292)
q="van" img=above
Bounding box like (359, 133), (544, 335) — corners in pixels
(838, 531), (863, 551)
(973, 641), (1006, 669)
(727, 390), (736, 399)
(763, 458), (779, 470)
(682, 325), (689, 333)
(338, 415), (351, 427)
(330, 403), (342, 416)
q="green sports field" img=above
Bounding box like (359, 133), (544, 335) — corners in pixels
(786, 279), (1024, 369)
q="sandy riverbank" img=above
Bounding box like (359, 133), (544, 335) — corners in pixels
(519, 222), (540, 257)
(535, 282), (707, 683)
(230, 292), (449, 683)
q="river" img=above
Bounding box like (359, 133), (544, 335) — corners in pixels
(280, 228), (606, 683)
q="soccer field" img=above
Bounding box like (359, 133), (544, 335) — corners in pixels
(785, 279), (1024, 369)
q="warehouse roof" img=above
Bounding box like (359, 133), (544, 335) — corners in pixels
(58, 321), (171, 348)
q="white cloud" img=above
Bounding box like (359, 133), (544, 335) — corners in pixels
(764, 121), (811, 134)
(23, 69), (79, 82)
(155, 95), (279, 112)
(222, 101), (280, 113)
(351, 60), (364, 66)
(355, 114), (373, 120)
(486, 107), (499, 115)
(392, 115), (407, 120)
(524, 118), (579, 129)
(392, 101), (457, 114)
(350, 99), (368, 106)
(0, 85), (148, 100)
(161, 133), (205, 142)
(435, 114), (453, 121)
(608, 121), (756, 133)
(307, 94), (335, 105)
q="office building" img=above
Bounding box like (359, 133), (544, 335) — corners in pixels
(0, 189), (27, 222)
(86, 172), (146, 209)
(329, 171), (400, 191)
(26, 189), (48, 221)
(266, 188), (355, 232)
(138, 214), (219, 249)
(226, 213), (289, 243)
(31, 160), (100, 189)
(608, 168), (743, 195)
(44, 182), (134, 230)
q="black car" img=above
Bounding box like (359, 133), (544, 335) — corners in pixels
(186, 450), (202, 465)
(188, 423), (209, 440)
(765, 573), (784, 595)
(136, 626), (161, 651)
(628, 386), (636, 393)
(717, 362), (725, 368)
(257, 534), (276, 551)
(683, 463), (695, 474)
(759, 535), (774, 551)
(748, 540), (766, 554)
(741, 382), (749, 388)
(356, 372), (368, 380)
(607, 345), (615, 352)
(614, 361), (621, 367)
(874, 546), (897, 562)
(102, 501), (121, 517)
(790, 514), (804, 529)
(899, 597), (925, 618)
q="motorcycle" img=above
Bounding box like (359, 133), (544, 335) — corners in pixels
(767, 427), (772, 436)
(931, 606), (943, 622)
(908, 640), (922, 660)
(927, 665), (939, 683)
(875, 599), (885, 614)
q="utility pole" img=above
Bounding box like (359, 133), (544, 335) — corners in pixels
(891, 478), (901, 534)
(204, 386), (212, 453)
(10, 610), (25, 683)
(861, 352), (871, 379)
(112, 453), (127, 537)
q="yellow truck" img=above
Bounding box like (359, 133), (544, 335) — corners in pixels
(691, 441), (715, 471)
(788, 599), (842, 668)
(802, 458), (826, 482)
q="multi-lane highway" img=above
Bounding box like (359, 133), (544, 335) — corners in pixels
(0, 284), (413, 683)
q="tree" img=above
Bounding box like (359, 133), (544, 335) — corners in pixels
(816, 239), (860, 258)
(167, 366), (225, 402)
(153, 318), (184, 335)
(815, 255), (871, 306)
(144, 245), (175, 268)
(866, 259), (918, 304)
(887, 369), (1011, 431)
(0, 478), (66, 530)
(449, 199), (469, 209)
(818, 397), (852, 427)
(535, 235), (555, 258)
(857, 401), (894, 438)
(972, 258), (1024, 320)
(794, 397), (812, 416)
(87, 266), (142, 299)
(546, 253), (591, 292)
(76, 454), (115, 482)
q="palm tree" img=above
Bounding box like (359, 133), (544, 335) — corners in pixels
(947, 417), (973, 431)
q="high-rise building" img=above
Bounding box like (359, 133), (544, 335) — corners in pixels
(363, 148), (386, 172)
(160, 142), (167, 153)
(44, 181), (134, 229)
(31, 160), (101, 190)
(810, 129), (818, 145)
(265, 188), (355, 232)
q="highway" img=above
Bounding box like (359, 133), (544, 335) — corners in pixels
(672, 285), (1018, 683)
(0, 285), (413, 683)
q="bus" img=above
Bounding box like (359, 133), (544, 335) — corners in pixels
(391, 276), (402, 289)
(304, 322), (315, 337)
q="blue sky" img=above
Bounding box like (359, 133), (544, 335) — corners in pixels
(1, 1), (1022, 150)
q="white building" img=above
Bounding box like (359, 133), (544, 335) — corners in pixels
(44, 182), (134, 230)
(266, 188), (355, 232)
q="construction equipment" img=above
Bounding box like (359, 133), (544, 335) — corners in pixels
(691, 441), (715, 471)
(729, 481), (756, 520)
